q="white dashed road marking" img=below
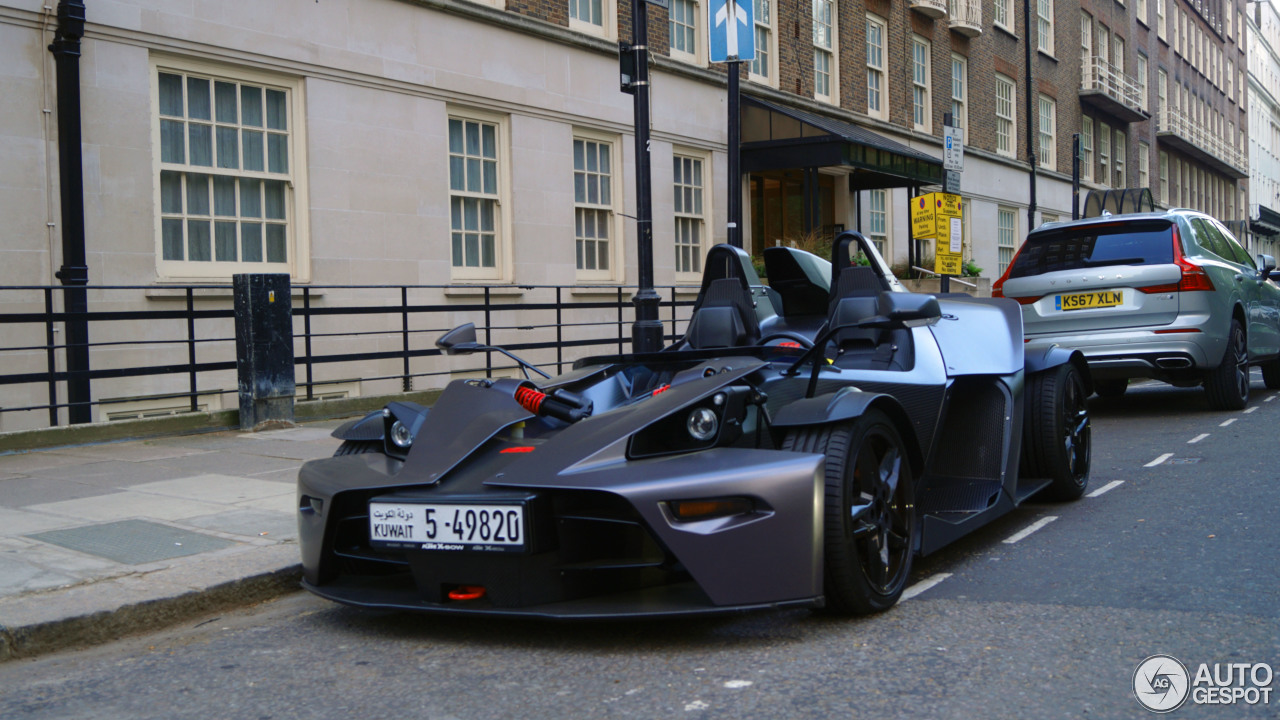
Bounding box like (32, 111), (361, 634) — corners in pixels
(1220, 418), (1237, 427)
(1145, 453), (1174, 467)
(1244, 406), (1259, 414)
(1087, 480), (1125, 498)
(902, 572), (953, 601)
(1002, 516), (1058, 544)
(723, 681), (753, 689)
(1188, 433), (1209, 444)
(1267, 396), (1276, 403)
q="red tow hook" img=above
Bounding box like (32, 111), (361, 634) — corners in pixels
(448, 585), (486, 601)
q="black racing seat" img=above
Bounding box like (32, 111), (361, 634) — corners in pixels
(828, 294), (914, 371)
(683, 277), (761, 349)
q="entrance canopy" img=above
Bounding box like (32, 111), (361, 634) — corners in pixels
(740, 96), (944, 190)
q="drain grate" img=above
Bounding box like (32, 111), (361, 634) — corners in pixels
(26, 519), (235, 565)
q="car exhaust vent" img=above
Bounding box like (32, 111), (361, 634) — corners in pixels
(926, 380), (1009, 481)
(1155, 357), (1193, 369)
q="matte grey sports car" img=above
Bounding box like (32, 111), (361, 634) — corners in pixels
(297, 232), (1092, 618)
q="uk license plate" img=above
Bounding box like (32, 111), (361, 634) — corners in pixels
(368, 502), (525, 552)
(1055, 290), (1123, 311)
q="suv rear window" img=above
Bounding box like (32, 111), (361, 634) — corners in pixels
(1007, 221), (1175, 278)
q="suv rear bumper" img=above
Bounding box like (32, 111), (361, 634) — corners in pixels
(1025, 328), (1226, 381)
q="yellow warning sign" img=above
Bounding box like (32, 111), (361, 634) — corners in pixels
(912, 193), (965, 275)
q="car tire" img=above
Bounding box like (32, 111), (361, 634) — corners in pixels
(1204, 319), (1249, 411)
(1093, 378), (1128, 398)
(783, 410), (915, 615)
(1262, 358), (1280, 390)
(1023, 363), (1091, 501)
(334, 440), (382, 456)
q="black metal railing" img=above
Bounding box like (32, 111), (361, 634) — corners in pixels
(0, 282), (696, 430)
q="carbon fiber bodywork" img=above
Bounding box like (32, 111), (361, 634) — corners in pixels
(299, 236), (1091, 618)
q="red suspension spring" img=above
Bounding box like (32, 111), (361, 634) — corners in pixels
(515, 386), (546, 414)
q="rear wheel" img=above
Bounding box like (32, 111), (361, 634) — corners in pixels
(783, 410), (915, 615)
(334, 440), (382, 456)
(1204, 319), (1249, 410)
(1023, 363), (1091, 501)
(1262, 358), (1280, 390)
(1093, 378), (1128, 398)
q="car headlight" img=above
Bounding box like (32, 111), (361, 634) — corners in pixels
(686, 407), (719, 441)
(389, 420), (414, 449)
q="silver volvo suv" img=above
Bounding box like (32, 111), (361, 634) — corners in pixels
(993, 210), (1280, 410)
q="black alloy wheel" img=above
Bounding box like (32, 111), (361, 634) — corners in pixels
(1024, 362), (1091, 501)
(784, 410), (915, 615)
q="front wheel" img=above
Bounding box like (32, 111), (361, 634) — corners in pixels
(783, 410), (915, 615)
(1204, 319), (1249, 410)
(1023, 363), (1091, 501)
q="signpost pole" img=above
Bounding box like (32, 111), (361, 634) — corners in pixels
(727, 58), (741, 248)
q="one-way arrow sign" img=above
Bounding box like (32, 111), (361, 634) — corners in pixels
(709, 0), (754, 62)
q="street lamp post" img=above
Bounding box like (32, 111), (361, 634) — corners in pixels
(627, 0), (664, 353)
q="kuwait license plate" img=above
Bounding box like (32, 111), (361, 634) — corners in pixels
(1055, 290), (1123, 311)
(368, 501), (525, 552)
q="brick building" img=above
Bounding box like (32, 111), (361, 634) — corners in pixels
(0, 0), (1261, 428)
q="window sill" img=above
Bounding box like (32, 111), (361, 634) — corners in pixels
(994, 23), (1017, 40)
(1037, 49), (1059, 63)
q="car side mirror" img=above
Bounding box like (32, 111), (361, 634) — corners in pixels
(436, 323), (481, 355)
(1258, 254), (1277, 276)
(876, 292), (942, 323)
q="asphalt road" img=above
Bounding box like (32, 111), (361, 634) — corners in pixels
(2, 376), (1278, 720)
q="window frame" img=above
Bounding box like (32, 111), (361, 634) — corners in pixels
(813, 0), (838, 104)
(672, 149), (711, 281)
(1159, 150), (1169, 204)
(866, 14), (888, 120)
(911, 35), (932, 133)
(151, 56), (311, 283)
(1136, 53), (1148, 111)
(1138, 141), (1150, 190)
(1081, 116), (1094, 182)
(572, 129), (623, 282)
(1114, 130), (1126, 188)
(568, 0), (616, 39)
(995, 74), (1016, 158)
(1099, 121), (1111, 187)
(1037, 0), (1055, 56)
(668, 0), (703, 66)
(997, 206), (1018, 276)
(748, 0), (778, 86)
(867, 188), (890, 259)
(1038, 94), (1056, 171)
(951, 54), (968, 131)
(994, 0), (1012, 32)
(447, 107), (512, 282)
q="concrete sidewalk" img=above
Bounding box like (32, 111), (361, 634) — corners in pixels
(0, 420), (347, 661)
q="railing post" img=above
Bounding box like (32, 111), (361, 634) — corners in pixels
(233, 273), (295, 430)
(555, 287), (564, 375)
(303, 287), (314, 401)
(44, 288), (58, 427)
(484, 287), (493, 379)
(186, 287), (197, 413)
(401, 286), (411, 392)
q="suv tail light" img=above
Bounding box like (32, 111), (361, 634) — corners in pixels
(992, 245), (1042, 304)
(1137, 224), (1215, 293)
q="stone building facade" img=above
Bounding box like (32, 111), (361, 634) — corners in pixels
(0, 0), (1261, 429)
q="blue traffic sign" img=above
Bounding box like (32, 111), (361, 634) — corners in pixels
(709, 0), (754, 62)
